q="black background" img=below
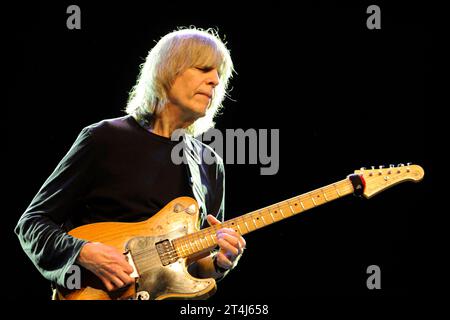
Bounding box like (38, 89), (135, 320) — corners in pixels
(5, 0), (430, 311)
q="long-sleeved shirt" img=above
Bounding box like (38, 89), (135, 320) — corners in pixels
(14, 115), (225, 287)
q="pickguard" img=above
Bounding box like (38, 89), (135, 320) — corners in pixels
(126, 228), (214, 300)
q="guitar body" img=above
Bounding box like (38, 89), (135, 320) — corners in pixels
(56, 197), (216, 300)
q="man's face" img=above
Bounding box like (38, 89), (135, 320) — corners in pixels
(167, 66), (220, 120)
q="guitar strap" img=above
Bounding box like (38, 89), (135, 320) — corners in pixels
(348, 174), (366, 197)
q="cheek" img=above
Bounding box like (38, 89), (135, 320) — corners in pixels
(168, 81), (188, 102)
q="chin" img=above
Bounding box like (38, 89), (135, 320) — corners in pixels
(192, 112), (206, 122)
(193, 105), (208, 117)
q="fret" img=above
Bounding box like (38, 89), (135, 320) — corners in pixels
(269, 210), (275, 222)
(288, 201), (295, 214)
(197, 237), (204, 249)
(299, 200), (306, 210)
(334, 183), (341, 196)
(177, 241), (184, 255)
(181, 240), (190, 254)
(175, 242), (183, 256)
(261, 215), (267, 225)
(185, 241), (192, 255)
(173, 177), (354, 259)
(320, 188), (328, 202)
(194, 239), (201, 251)
(322, 189), (329, 201)
(202, 235), (209, 247)
(210, 233), (216, 244)
(205, 234), (211, 246)
(177, 247), (186, 257)
(202, 234), (210, 247)
(205, 235), (212, 247)
(180, 242), (188, 256)
(251, 217), (257, 228)
(285, 205), (292, 216)
(325, 187), (337, 201)
(244, 221), (250, 232)
(188, 240), (195, 252)
(174, 243), (180, 256)
(311, 195), (317, 206)
(312, 191), (325, 206)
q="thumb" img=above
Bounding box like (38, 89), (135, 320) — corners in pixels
(207, 214), (221, 226)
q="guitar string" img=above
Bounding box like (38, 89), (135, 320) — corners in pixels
(152, 166), (412, 256)
(129, 184), (355, 260)
(173, 183), (354, 250)
(126, 169), (414, 269)
(169, 184), (355, 256)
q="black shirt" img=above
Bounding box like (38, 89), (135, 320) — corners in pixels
(72, 116), (194, 226)
(14, 115), (225, 287)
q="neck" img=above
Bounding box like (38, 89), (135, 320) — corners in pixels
(151, 104), (196, 138)
(171, 178), (355, 258)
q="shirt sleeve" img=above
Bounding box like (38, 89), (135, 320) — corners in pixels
(14, 126), (96, 287)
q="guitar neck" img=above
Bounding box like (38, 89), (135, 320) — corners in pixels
(172, 177), (355, 258)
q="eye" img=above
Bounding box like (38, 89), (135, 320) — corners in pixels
(196, 66), (214, 72)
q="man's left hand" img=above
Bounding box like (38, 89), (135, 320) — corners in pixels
(207, 214), (246, 270)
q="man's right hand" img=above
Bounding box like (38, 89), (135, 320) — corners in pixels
(76, 242), (135, 292)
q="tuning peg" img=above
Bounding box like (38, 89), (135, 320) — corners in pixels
(406, 162), (412, 172)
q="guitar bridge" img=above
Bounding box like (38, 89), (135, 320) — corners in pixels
(155, 239), (179, 266)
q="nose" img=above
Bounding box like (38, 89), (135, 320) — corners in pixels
(206, 69), (220, 88)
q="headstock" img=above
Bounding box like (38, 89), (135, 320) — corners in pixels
(353, 163), (424, 198)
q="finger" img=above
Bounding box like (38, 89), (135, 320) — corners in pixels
(218, 227), (239, 237)
(217, 238), (239, 257)
(102, 279), (115, 292)
(240, 236), (247, 249)
(119, 258), (134, 274)
(218, 228), (244, 242)
(217, 232), (240, 248)
(216, 252), (233, 269)
(237, 241), (243, 255)
(117, 271), (135, 286)
(109, 275), (125, 290)
(207, 214), (222, 226)
(218, 229), (246, 249)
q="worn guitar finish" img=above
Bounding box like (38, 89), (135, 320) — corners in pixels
(57, 197), (216, 300)
(56, 164), (424, 300)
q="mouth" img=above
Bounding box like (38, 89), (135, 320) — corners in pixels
(197, 92), (212, 99)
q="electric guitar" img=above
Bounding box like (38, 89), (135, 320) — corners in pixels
(56, 164), (424, 300)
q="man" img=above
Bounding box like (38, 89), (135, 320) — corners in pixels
(15, 27), (245, 297)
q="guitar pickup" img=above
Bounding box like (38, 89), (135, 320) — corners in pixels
(156, 239), (179, 266)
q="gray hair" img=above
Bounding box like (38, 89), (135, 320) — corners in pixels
(125, 27), (234, 136)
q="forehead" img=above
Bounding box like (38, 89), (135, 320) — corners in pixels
(187, 41), (224, 68)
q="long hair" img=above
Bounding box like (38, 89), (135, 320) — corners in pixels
(125, 27), (234, 136)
